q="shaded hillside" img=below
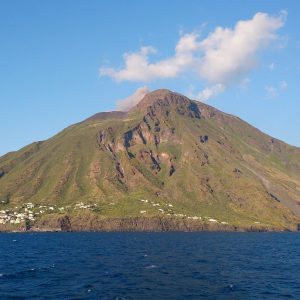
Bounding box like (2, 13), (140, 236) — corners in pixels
(1, 89), (300, 231)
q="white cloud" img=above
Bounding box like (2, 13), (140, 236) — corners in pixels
(101, 11), (286, 102)
(100, 33), (199, 82)
(195, 84), (226, 102)
(269, 62), (275, 70)
(265, 80), (287, 99)
(279, 80), (287, 90)
(197, 12), (285, 84)
(265, 85), (278, 98)
(116, 86), (150, 111)
(186, 83), (226, 102)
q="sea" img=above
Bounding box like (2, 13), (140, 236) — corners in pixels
(0, 232), (299, 299)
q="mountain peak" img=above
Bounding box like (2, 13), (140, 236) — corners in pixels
(135, 89), (187, 109)
(131, 89), (201, 119)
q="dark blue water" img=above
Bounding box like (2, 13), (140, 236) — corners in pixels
(0, 232), (300, 299)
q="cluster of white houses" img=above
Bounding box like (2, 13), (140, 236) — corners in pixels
(74, 202), (98, 210)
(0, 202), (36, 225)
(0, 201), (100, 225)
(1, 199), (229, 226)
(138, 199), (229, 224)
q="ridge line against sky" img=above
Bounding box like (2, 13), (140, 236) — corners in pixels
(0, 0), (300, 156)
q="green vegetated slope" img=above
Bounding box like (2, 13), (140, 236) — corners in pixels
(1, 89), (300, 229)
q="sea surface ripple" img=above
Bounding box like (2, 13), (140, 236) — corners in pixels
(0, 232), (300, 299)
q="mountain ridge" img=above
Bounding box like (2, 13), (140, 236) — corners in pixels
(1, 89), (300, 231)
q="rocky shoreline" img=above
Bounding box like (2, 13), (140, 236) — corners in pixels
(0, 215), (297, 233)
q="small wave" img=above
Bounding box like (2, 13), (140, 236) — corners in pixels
(2, 267), (38, 280)
(145, 265), (158, 269)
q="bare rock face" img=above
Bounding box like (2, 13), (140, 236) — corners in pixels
(59, 216), (72, 231)
(31, 213), (290, 233)
(34, 214), (72, 231)
(121, 90), (201, 162)
(200, 135), (209, 143)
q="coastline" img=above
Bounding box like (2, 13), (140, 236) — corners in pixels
(0, 215), (297, 233)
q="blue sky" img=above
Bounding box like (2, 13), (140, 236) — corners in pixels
(1, 0), (300, 156)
